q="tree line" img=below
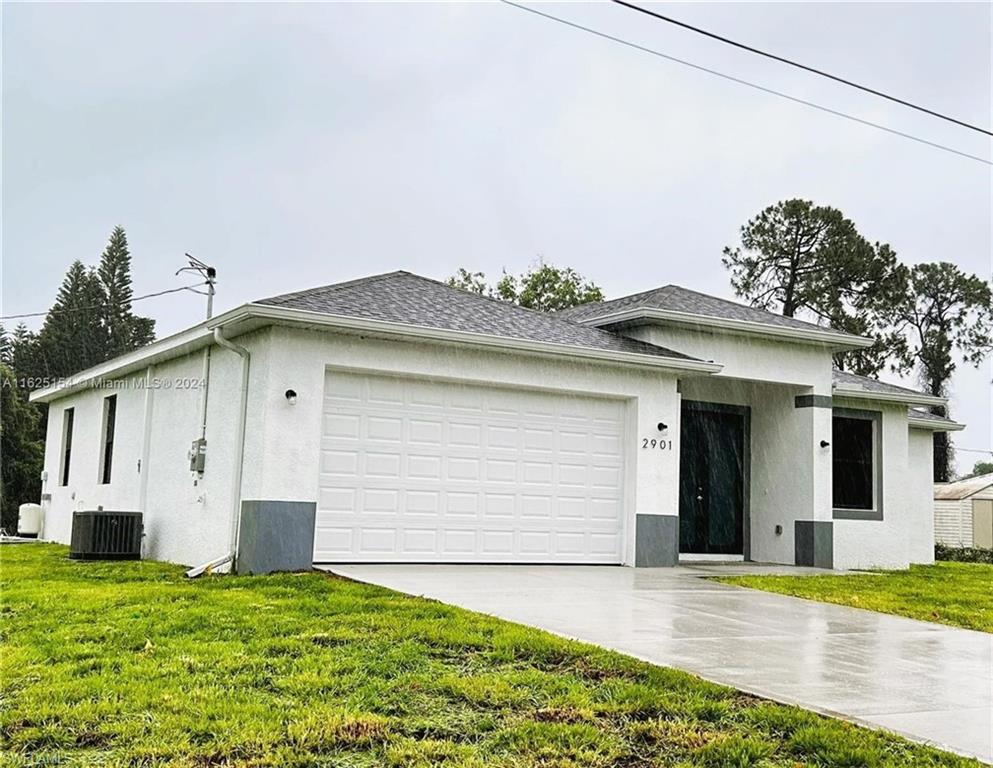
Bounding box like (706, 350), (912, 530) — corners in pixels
(1, 226), (155, 531)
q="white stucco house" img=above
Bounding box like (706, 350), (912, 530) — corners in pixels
(30, 271), (962, 573)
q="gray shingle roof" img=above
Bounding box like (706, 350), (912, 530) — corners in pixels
(256, 271), (700, 362)
(908, 408), (960, 426)
(832, 369), (935, 399)
(557, 284), (852, 335)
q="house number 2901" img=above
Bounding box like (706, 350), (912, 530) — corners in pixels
(642, 438), (673, 450)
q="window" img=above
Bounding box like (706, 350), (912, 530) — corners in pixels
(60, 408), (75, 486)
(832, 408), (882, 519)
(99, 395), (117, 484)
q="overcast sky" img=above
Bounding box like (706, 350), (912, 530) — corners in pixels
(3, 2), (991, 472)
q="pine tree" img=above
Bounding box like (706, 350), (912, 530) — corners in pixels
(36, 260), (108, 380)
(0, 365), (44, 532)
(0, 324), (10, 367)
(10, 324), (40, 385)
(98, 226), (155, 357)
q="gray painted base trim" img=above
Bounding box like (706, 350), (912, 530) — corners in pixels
(237, 500), (317, 575)
(795, 394), (833, 409)
(635, 514), (679, 567)
(794, 521), (833, 569)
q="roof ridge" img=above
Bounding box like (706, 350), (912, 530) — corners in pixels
(560, 282), (837, 334)
(260, 270), (408, 306)
(557, 283), (676, 317)
(400, 271), (647, 340)
(257, 270), (703, 363)
(658, 285), (834, 331)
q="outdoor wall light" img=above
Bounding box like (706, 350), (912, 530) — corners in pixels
(657, 422), (668, 433)
(284, 389), (298, 406)
(820, 440), (830, 448)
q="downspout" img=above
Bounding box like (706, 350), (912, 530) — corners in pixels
(185, 327), (250, 578)
(137, 364), (156, 557)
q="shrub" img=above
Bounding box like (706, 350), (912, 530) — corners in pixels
(935, 543), (993, 564)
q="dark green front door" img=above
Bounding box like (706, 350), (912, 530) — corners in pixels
(679, 402), (747, 555)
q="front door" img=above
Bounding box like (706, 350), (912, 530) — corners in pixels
(679, 402), (748, 555)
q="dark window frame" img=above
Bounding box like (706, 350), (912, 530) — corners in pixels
(832, 407), (883, 521)
(60, 408), (75, 486)
(99, 395), (117, 485)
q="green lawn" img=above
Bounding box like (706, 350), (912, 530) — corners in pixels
(0, 545), (982, 768)
(718, 561), (993, 634)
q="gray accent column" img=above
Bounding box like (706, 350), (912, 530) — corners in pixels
(237, 500), (317, 574)
(635, 514), (679, 567)
(794, 520), (833, 568)
(795, 394), (833, 409)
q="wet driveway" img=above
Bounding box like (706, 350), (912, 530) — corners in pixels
(323, 563), (993, 763)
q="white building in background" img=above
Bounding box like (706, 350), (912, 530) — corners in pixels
(935, 474), (993, 550)
(30, 271), (962, 573)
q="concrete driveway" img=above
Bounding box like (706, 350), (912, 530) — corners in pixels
(325, 564), (993, 763)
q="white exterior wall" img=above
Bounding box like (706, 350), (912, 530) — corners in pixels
(140, 349), (246, 566)
(245, 326), (683, 566)
(832, 399), (912, 570)
(621, 325), (834, 391)
(39, 338), (262, 567)
(907, 429), (936, 563)
(41, 372), (148, 543)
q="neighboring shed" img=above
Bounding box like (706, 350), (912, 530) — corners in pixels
(934, 473), (993, 549)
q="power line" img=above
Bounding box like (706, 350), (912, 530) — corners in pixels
(0, 283), (206, 321)
(955, 447), (993, 455)
(611, 0), (993, 138)
(499, 0), (992, 167)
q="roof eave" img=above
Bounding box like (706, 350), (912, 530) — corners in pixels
(908, 417), (966, 432)
(30, 303), (722, 402)
(241, 303), (723, 374)
(29, 321), (219, 403)
(833, 385), (947, 408)
(572, 307), (873, 351)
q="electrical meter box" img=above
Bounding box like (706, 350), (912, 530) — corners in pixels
(189, 438), (207, 473)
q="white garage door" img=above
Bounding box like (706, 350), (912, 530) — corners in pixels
(314, 371), (627, 563)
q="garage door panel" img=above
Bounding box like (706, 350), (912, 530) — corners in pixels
(315, 371), (626, 563)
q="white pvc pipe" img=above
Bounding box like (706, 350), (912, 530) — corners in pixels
(212, 326), (251, 572)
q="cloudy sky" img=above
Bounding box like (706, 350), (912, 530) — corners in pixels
(3, 2), (990, 471)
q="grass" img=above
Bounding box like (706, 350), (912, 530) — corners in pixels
(717, 561), (993, 634)
(0, 545), (983, 768)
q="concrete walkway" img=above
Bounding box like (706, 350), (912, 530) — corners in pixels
(325, 564), (993, 763)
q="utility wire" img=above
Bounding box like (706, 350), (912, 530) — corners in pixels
(0, 283), (206, 321)
(611, 0), (993, 138)
(499, 0), (992, 167)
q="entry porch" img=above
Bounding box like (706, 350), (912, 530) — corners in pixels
(676, 376), (834, 568)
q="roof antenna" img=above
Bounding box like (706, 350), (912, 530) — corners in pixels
(177, 253), (217, 319)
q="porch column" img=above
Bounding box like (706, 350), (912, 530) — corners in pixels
(633, 384), (681, 567)
(794, 392), (834, 568)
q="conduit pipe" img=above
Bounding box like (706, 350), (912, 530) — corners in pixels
(185, 326), (250, 578)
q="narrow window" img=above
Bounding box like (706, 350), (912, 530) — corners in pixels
(99, 395), (117, 484)
(832, 414), (875, 510)
(60, 408), (75, 486)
